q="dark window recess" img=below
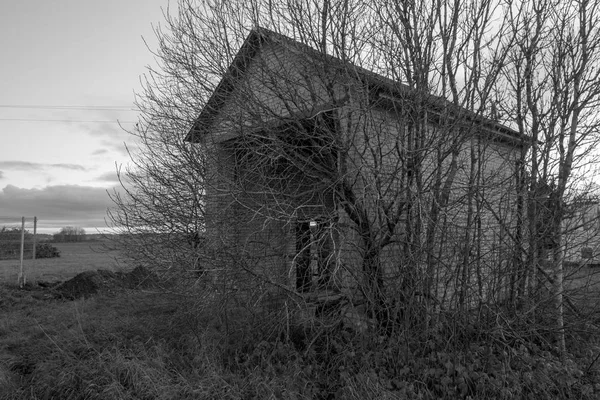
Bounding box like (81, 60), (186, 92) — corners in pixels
(226, 111), (339, 185)
(276, 111), (338, 179)
(295, 219), (333, 292)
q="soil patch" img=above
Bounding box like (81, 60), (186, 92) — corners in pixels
(53, 266), (158, 300)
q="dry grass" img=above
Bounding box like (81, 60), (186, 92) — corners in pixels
(1, 280), (600, 399)
(0, 241), (126, 284)
(0, 288), (193, 399)
(1, 251), (600, 398)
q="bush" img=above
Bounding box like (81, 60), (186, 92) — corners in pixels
(0, 227), (32, 260)
(35, 243), (60, 259)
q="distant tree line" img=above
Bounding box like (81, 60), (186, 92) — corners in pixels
(53, 226), (87, 243)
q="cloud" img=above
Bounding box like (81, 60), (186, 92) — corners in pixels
(91, 149), (109, 156)
(100, 139), (131, 157)
(0, 161), (43, 170)
(52, 163), (87, 171)
(94, 171), (120, 183)
(0, 184), (120, 233)
(0, 161), (87, 171)
(76, 114), (138, 155)
(0, 171), (4, 180)
(84, 119), (132, 140)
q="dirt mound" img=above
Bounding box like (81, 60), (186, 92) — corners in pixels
(53, 267), (158, 300)
(53, 270), (118, 300)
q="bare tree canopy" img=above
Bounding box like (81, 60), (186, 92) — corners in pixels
(110, 1), (600, 381)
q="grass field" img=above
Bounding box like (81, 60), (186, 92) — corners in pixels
(2, 248), (600, 398)
(0, 241), (126, 284)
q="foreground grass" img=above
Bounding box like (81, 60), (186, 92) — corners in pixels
(0, 286), (199, 399)
(2, 282), (600, 399)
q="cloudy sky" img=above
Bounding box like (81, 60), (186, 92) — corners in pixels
(0, 0), (171, 233)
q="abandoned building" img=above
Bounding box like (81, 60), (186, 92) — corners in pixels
(186, 28), (529, 308)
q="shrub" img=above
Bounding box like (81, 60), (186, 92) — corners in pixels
(0, 227), (32, 260)
(35, 243), (60, 259)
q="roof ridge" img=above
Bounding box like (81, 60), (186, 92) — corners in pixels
(186, 27), (524, 143)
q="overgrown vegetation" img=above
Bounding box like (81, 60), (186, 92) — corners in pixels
(1, 282), (600, 399)
(102, 0), (600, 398)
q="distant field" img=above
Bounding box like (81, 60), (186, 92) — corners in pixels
(0, 241), (127, 284)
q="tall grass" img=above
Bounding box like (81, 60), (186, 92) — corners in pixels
(2, 281), (600, 399)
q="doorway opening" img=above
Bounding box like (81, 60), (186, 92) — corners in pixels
(295, 219), (333, 292)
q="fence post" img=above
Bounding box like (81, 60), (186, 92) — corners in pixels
(18, 216), (25, 288)
(32, 216), (37, 261)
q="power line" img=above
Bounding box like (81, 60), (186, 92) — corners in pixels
(0, 104), (138, 123)
(0, 104), (136, 111)
(0, 118), (136, 123)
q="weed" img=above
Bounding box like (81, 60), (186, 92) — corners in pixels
(1, 280), (600, 399)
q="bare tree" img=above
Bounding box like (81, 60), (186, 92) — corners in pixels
(371, 0), (520, 318)
(111, 0), (600, 356)
(137, 0), (526, 330)
(500, 0), (600, 356)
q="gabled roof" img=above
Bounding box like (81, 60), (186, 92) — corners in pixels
(186, 27), (525, 145)
(185, 28), (266, 143)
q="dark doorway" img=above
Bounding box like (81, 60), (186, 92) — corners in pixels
(295, 221), (312, 292)
(295, 219), (333, 292)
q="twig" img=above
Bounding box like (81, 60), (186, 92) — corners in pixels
(585, 350), (600, 374)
